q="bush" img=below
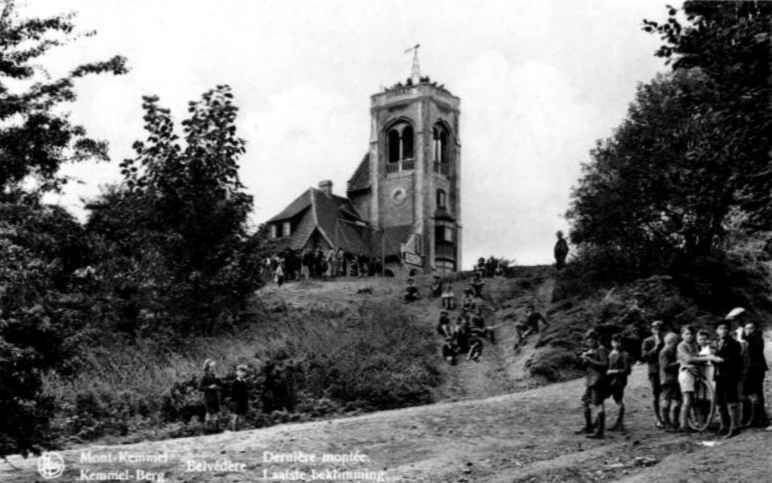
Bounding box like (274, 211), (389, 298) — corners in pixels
(271, 301), (441, 412)
(45, 300), (443, 444)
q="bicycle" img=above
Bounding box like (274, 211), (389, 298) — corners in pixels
(687, 372), (716, 432)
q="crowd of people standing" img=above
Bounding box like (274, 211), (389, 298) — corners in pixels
(264, 248), (383, 286)
(577, 307), (769, 440)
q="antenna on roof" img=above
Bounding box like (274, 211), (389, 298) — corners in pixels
(404, 43), (421, 84)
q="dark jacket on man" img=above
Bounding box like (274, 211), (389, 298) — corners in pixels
(584, 346), (609, 388)
(746, 331), (768, 375)
(641, 335), (664, 376)
(714, 336), (742, 381)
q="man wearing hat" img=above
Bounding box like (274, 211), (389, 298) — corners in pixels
(714, 314), (743, 437)
(640, 320), (665, 427)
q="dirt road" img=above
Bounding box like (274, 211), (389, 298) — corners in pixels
(4, 359), (770, 482)
(3, 275), (769, 482)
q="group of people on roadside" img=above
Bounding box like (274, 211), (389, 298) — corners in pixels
(577, 307), (769, 440)
(199, 359), (250, 432)
(264, 248), (383, 286)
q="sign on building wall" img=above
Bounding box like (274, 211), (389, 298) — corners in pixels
(403, 251), (422, 266)
(401, 233), (423, 267)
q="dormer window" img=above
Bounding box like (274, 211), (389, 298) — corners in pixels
(386, 121), (415, 173)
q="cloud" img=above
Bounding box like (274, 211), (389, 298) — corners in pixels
(456, 52), (614, 265)
(31, 0), (667, 266)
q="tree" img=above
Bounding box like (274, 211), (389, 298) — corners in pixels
(0, 1), (126, 457)
(0, 0), (127, 196)
(642, 1), (771, 232)
(567, 2), (771, 277)
(105, 85), (263, 334)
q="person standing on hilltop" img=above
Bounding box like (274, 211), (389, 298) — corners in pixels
(641, 320), (666, 428)
(554, 231), (569, 270)
(301, 249), (313, 281)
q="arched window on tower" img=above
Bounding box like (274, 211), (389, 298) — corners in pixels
(432, 127), (440, 162)
(388, 129), (400, 165)
(436, 189), (447, 210)
(386, 121), (415, 173)
(433, 123), (451, 175)
(402, 125), (414, 160)
(439, 130), (448, 164)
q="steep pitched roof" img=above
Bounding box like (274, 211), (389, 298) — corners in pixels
(267, 187), (374, 255)
(267, 189), (313, 223)
(346, 153), (371, 193)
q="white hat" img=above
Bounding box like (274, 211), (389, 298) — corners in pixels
(725, 307), (746, 320)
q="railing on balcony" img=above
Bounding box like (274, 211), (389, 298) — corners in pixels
(433, 161), (450, 176)
(435, 244), (456, 260)
(386, 159), (414, 174)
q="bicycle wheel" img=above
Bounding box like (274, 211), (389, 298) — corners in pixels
(688, 377), (716, 432)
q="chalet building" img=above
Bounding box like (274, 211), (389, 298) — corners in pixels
(266, 70), (462, 274)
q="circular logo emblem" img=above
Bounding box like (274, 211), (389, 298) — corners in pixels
(391, 187), (407, 206)
(37, 451), (65, 480)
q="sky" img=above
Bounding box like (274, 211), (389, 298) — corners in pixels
(24, 0), (670, 266)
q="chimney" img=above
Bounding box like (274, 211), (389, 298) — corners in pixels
(318, 180), (333, 196)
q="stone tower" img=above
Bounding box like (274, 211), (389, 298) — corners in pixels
(362, 77), (462, 274)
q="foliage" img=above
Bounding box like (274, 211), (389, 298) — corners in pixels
(0, 0), (127, 194)
(0, 199), (98, 457)
(0, 1), (125, 457)
(567, 2), (771, 277)
(47, 301), (441, 444)
(291, 301), (440, 410)
(86, 86), (264, 334)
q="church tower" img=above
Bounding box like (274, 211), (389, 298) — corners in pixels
(358, 71), (462, 274)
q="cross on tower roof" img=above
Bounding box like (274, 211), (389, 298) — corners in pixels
(404, 43), (421, 84)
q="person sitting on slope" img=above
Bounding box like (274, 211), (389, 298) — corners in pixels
(437, 310), (453, 338)
(404, 278), (420, 303)
(514, 304), (548, 351)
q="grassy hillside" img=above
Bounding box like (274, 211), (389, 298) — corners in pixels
(43, 278), (448, 446)
(41, 248), (772, 449)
